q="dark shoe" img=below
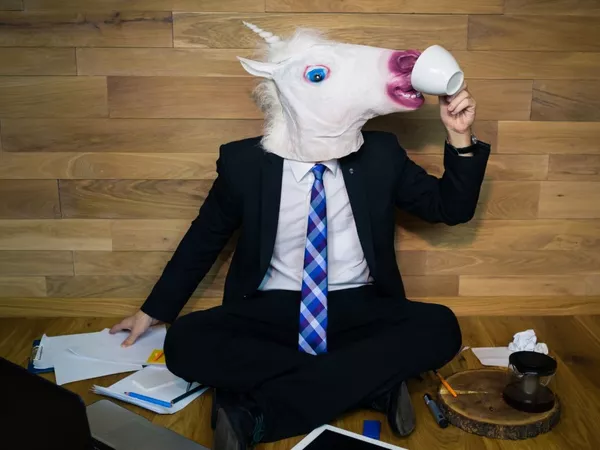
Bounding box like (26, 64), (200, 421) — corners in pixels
(212, 389), (236, 430)
(213, 398), (265, 450)
(368, 382), (415, 437)
(387, 381), (415, 437)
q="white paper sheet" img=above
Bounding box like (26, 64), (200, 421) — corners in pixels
(132, 368), (180, 392)
(34, 331), (106, 369)
(92, 366), (207, 414)
(471, 347), (513, 367)
(70, 326), (167, 366)
(54, 351), (142, 386)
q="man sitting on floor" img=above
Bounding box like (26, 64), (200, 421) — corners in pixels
(111, 23), (490, 450)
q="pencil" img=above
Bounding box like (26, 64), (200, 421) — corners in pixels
(153, 350), (164, 362)
(171, 384), (204, 405)
(434, 370), (458, 398)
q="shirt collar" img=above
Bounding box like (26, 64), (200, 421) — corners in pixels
(287, 159), (339, 183)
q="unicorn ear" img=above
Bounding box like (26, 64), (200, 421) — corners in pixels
(237, 57), (277, 79)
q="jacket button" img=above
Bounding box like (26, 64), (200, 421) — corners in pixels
(243, 294), (248, 299)
(349, 168), (354, 174)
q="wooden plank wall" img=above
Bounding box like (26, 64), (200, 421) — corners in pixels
(1, 0), (600, 317)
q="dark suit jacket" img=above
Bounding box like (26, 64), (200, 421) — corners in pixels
(142, 131), (490, 323)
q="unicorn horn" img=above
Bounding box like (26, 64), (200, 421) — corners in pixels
(243, 21), (282, 46)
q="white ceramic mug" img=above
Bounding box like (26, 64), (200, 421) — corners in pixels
(410, 45), (464, 96)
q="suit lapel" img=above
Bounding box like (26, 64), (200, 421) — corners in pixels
(340, 149), (378, 280)
(259, 152), (284, 278)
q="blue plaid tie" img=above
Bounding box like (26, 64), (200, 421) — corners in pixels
(298, 164), (328, 355)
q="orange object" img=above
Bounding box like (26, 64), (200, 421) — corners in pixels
(435, 370), (458, 398)
(146, 349), (166, 364)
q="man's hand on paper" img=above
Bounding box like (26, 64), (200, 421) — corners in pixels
(110, 310), (161, 347)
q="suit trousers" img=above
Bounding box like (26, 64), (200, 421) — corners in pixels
(163, 286), (462, 442)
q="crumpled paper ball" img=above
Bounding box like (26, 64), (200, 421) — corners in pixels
(507, 329), (548, 354)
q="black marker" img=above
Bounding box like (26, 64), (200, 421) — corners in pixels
(424, 393), (449, 428)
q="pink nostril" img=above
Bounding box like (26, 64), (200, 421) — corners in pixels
(397, 54), (418, 72)
(389, 50), (421, 74)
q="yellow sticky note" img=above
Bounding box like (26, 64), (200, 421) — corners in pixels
(146, 349), (166, 364)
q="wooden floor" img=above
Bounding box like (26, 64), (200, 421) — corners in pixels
(1, 315), (600, 450)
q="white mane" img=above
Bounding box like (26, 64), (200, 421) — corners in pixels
(252, 28), (332, 150)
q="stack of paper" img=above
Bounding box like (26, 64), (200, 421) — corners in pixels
(93, 366), (208, 414)
(33, 326), (167, 385)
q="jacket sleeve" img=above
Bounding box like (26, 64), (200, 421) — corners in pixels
(394, 135), (490, 225)
(141, 147), (242, 323)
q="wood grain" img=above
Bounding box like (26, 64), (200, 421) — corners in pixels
(410, 155), (548, 180)
(0, 180), (60, 219)
(0, 152), (217, 179)
(60, 180), (212, 219)
(529, 316), (600, 393)
(0, 48), (75, 75)
(1, 119), (263, 153)
(0, 76), (107, 118)
(46, 275), (156, 298)
(454, 51), (600, 80)
(74, 250), (231, 277)
(0, 0), (21, 10)
(365, 118), (498, 154)
(405, 80), (532, 121)
(549, 155), (600, 181)
(266, 0), (502, 13)
(74, 251), (171, 275)
(397, 219), (600, 251)
(477, 181), (540, 219)
(539, 182), (600, 219)
(0, 11), (172, 47)
(24, 0), (265, 12)
(417, 249), (600, 275)
(0, 298), (222, 317)
(459, 275), (587, 297)
(0, 220), (111, 250)
(111, 219), (190, 251)
(403, 275), (458, 297)
(468, 15), (600, 51)
(0, 277), (46, 297)
(532, 80), (600, 122)
(174, 13), (468, 50)
(497, 122), (600, 154)
(505, 0), (600, 15)
(0, 251), (73, 275)
(108, 77), (260, 119)
(585, 276), (600, 295)
(46, 275), (224, 298)
(78, 48), (253, 77)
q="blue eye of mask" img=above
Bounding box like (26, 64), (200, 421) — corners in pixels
(305, 67), (329, 83)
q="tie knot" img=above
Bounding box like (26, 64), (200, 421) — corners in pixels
(312, 164), (326, 181)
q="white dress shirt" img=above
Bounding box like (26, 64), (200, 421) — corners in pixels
(259, 159), (372, 292)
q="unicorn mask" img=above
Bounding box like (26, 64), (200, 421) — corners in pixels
(239, 22), (424, 162)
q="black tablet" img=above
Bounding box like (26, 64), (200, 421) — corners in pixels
(292, 425), (408, 450)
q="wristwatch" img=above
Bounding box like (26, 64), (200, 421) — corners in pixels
(447, 134), (479, 155)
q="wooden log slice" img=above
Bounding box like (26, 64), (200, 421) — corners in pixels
(438, 368), (560, 440)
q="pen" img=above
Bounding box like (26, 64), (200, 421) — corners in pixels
(171, 384), (204, 405)
(424, 393), (449, 428)
(125, 391), (172, 408)
(186, 381), (192, 392)
(435, 370), (458, 398)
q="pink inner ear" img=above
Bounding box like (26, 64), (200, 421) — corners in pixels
(388, 50), (421, 74)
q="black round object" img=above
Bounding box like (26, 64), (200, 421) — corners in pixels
(509, 351), (557, 376)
